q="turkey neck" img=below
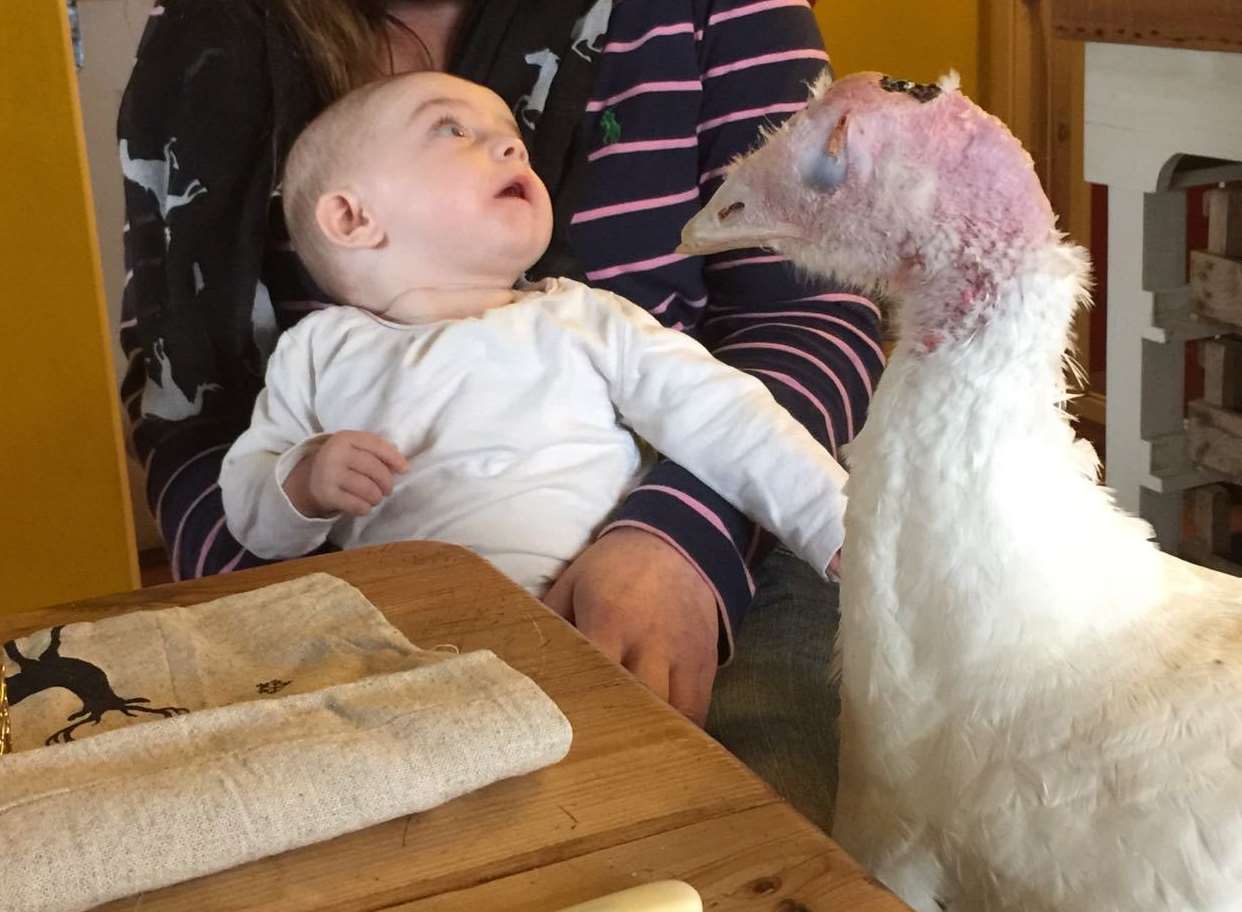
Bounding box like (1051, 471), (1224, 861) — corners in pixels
(839, 241), (1160, 696)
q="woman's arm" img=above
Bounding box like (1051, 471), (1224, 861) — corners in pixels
(692, 0), (883, 462)
(584, 292), (850, 574)
(118, 0), (291, 579)
(599, 0), (883, 650)
(546, 0), (880, 722)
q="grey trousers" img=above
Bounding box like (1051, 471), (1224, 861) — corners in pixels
(705, 546), (841, 833)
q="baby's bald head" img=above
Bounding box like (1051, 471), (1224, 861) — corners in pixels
(280, 76), (401, 299)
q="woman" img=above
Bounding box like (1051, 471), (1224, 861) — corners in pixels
(118, 0), (883, 828)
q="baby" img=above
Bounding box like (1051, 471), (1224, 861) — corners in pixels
(220, 71), (848, 596)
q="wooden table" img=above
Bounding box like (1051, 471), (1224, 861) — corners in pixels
(1, 542), (907, 912)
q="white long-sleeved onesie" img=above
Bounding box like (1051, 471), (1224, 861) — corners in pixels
(220, 278), (848, 594)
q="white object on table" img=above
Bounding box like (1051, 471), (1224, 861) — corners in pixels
(555, 880), (703, 912)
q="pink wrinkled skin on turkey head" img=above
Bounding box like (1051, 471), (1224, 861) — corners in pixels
(920, 89), (1054, 353)
(825, 73), (1055, 354)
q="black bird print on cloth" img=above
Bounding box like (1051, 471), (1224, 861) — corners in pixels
(3, 627), (188, 746)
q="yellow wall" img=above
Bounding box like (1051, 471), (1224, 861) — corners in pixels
(0, 1), (139, 611)
(816, 2), (980, 100)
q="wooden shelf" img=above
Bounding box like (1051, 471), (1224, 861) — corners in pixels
(1069, 389), (1106, 427)
(1051, 1), (1242, 54)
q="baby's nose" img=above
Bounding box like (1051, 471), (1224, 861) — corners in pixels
(496, 136), (528, 161)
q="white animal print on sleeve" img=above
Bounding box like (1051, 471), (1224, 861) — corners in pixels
(570, 0), (613, 60)
(515, 49), (560, 130)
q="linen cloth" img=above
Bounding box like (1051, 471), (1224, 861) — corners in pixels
(4, 573), (424, 749)
(0, 573), (573, 911)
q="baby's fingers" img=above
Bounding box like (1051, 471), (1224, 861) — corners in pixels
(348, 449), (399, 497)
(340, 472), (385, 511)
(349, 433), (409, 473)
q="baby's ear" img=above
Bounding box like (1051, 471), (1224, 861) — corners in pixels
(316, 189), (384, 249)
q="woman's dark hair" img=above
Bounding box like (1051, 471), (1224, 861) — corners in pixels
(276, 1), (432, 99)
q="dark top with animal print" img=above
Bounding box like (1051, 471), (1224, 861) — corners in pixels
(117, 0), (883, 659)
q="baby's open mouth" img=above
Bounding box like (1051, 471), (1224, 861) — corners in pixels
(497, 180), (527, 201)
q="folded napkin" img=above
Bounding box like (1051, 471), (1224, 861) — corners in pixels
(4, 573), (428, 750)
(0, 574), (573, 912)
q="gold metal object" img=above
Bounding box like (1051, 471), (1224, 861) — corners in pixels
(0, 653), (11, 755)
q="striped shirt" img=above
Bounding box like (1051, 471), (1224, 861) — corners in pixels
(117, 0), (883, 660)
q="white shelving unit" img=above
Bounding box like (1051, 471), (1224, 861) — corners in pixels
(1083, 41), (1242, 550)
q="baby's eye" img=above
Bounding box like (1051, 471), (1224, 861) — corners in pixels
(432, 117), (468, 139)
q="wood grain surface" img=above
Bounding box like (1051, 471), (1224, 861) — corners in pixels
(1051, 0), (1242, 54)
(0, 542), (908, 912)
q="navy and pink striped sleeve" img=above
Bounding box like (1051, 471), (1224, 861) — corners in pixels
(603, 0), (884, 657)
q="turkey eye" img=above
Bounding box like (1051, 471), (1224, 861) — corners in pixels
(803, 151), (847, 191)
(718, 201), (745, 220)
(801, 113), (850, 192)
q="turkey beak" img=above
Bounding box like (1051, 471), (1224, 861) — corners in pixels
(677, 171), (800, 256)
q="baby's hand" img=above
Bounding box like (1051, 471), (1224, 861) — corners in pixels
(284, 431), (408, 519)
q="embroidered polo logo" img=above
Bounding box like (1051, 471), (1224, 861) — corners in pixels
(601, 108), (622, 145)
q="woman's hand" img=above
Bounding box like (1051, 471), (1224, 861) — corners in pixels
(543, 527), (719, 725)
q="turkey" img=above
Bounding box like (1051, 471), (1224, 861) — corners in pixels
(679, 70), (1242, 912)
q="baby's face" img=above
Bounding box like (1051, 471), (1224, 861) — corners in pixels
(360, 73), (553, 284)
